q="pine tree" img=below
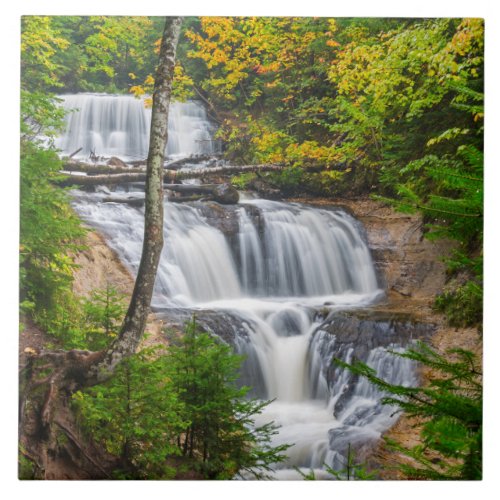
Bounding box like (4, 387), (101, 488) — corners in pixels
(73, 319), (289, 479)
(81, 285), (127, 350)
(72, 348), (186, 479)
(333, 341), (482, 480)
(166, 318), (289, 479)
(374, 82), (483, 328)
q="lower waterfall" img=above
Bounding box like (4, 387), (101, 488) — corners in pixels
(71, 188), (419, 479)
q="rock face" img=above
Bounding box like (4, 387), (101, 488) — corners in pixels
(319, 309), (435, 356)
(72, 231), (134, 297)
(313, 309), (435, 415)
(321, 199), (482, 478)
(155, 307), (252, 346)
(335, 199), (455, 302)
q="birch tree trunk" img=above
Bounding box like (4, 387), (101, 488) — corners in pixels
(89, 16), (183, 381)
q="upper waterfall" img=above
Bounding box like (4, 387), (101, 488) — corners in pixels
(54, 93), (215, 160)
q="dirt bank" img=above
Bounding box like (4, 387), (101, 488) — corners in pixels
(72, 230), (166, 349)
(72, 231), (135, 297)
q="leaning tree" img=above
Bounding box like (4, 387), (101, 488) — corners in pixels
(19, 17), (183, 479)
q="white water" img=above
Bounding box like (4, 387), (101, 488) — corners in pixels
(72, 193), (380, 307)
(67, 95), (417, 479)
(72, 189), (418, 478)
(55, 93), (214, 160)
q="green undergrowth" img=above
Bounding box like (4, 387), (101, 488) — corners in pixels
(35, 284), (128, 350)
(73, 318), (289, 479)
(435, 279), (483, 329)
(434, 252), (483, 329)
(230, 172), (257, 189)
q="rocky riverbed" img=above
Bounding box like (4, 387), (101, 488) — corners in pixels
(286, 197), (482, 477)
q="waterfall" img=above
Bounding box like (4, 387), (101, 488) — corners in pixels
(72, 194), (380, 307)
(54, 93), (214, 160)
(71, 186), (418, 478)
(239, 200), (379, 298)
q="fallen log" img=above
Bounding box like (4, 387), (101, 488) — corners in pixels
(97, 184), (239, 205)
(101, 183), (239, 205)
(57, 163), (284, 187)
(103, 196), (145, 207)
(169, 195), (206, 203)
(62, 160), (144, 175)
(166, 163), (283, 180)
(127, 158), (147, 167)
(58, 172), (148, 187)
(103, 193), (210, 204)
(166, 183), (221, 194)
(62, 155), (221, 173)
(165, 154), (220, 170)
(104, 193), (210, 205)
(167, 183), (239, 204)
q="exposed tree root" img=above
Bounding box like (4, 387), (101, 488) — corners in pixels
(18, 348), (120, 479)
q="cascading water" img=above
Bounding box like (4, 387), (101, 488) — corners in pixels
(72, 194), (381, 307)
(71, 188), (418, 478)
(67, 95), (419, 479)
(54, 93), (215, 160)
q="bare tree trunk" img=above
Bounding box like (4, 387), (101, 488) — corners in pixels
(88, 17), (183, 381)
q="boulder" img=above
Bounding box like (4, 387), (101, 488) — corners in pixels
(212, 183), (239, 204)
(107, 156), (129, 169)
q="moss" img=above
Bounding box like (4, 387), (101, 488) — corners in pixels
(18, 450), (37, 480)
